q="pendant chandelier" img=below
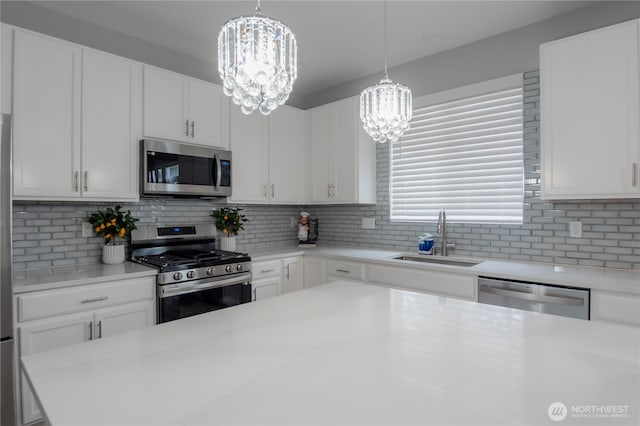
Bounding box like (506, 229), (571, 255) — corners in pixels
(218, 0), (297, 115)
(360, 0), (412, 143)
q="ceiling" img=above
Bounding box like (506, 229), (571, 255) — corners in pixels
(27, 0), (593, 95)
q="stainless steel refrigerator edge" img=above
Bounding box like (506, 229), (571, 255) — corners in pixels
(1, 114), (16, 425)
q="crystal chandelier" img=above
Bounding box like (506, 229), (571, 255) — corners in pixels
(360, 1), (412, 143)
(218, 0), (297, 115)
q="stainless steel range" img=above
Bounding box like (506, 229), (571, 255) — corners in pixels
(130, 224), (252, 323)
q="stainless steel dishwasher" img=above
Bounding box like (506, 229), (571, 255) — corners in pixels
(478, 276), (590, 320)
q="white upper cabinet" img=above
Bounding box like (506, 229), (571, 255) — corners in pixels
(81, 49), (141, 200)
(143, 66), (229, 149)
(12, 28), (141, 201)
(309, 96), (376, 204)
(268, 106), (306, 203)
(540, 19), (640, 199)
(188, 78), (229, 148)
(229, 104), (306, 204)
(229, 108), (268, 202)
(143, 66), (189, 142)
(12, 30), (82, 199)
(1, 24), (13, 114)
(310, 103), (334, 202)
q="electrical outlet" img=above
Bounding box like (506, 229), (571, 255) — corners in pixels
(362, 217), (376, 229)
(289, 217), (297, 228)
(81, 222), (94, 238)
(569, 221), (582, 238)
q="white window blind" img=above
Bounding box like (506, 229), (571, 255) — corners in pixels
(390, 74), (524, 224)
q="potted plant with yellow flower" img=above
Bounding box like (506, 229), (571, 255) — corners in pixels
(210, 207), (248, 251)
(88, 205), (139, 264)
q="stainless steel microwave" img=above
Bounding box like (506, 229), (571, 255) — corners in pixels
(141, 139), (232, 197)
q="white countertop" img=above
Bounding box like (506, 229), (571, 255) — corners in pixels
(283, 246), (640, 294)
(22, 281), (640, 426)
(13, 262), (157, 293)
(249, 247), (305, 261)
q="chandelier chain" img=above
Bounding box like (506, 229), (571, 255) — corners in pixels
(384, 0), (388, 78)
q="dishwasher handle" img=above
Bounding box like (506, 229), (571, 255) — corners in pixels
(479, 285), (585, 306)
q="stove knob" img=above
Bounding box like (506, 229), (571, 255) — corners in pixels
(173, 272), (183, 281)
(236, 264), (243, 272)
(225, 265), (232, 273)
(186, 271), (195, 279)
(206, 267), (215, 276)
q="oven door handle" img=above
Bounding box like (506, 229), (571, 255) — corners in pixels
(160, 272), (252, 298)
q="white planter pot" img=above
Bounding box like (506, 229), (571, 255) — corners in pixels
(219, 235), (237, 252)
(102, 244), (125, 264)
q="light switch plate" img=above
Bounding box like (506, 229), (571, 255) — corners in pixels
(289, 217), (297, 228)
(82, 222), (93, 238)
(362, 217), (376, 229)
(569, 221), (582, 238)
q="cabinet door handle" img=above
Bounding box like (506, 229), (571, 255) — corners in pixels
(331, 184), (336, 198)
(633, 163), (637, 187)
(97, 320), (102, 339)
(81, 296), (108, 304)
(270, 184), (275, 198)
(328, 184), (331, 197)
(286, 264), (290, 279)
(83, 171), (88, 192)
(336, 268), (350, 274)
(89, 321), (93, 340)
(74, 171), (79, 192)
(252, 288), (257, 302)
(261, 268), (275, 273)
(185, 119), (190, 136)
(263, 184), (268, 199)
(191, 120), (195, 138)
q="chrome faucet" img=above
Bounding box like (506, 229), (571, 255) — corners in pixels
(436, 209), (455, 256)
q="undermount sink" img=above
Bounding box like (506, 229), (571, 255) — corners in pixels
(392, 255), (481, 267)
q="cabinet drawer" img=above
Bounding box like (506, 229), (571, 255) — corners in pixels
(17, 277), (155, 322)
(591, 291), (640, 327)
(252, 260), (282, 280)
(327, 259), (365, 281)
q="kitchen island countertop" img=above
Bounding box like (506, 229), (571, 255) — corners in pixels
(22, 280), (640, 426)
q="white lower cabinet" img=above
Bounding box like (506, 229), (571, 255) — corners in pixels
(251, 256), (304, 301)
(303, 256), (327, 289)
(251, 259), (282, 302)
(282, 256), (304, 293)
(326, 259), (366, 283)
(591, 290), (640, 327)
(252, 276), (280, 301)
(367, 264), (477, 301)
(15, 277), (155, 425)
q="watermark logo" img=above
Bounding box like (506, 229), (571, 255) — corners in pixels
(548, 402), (568, 422)
(548, 402), (629, 422)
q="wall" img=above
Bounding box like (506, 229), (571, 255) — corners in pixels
(308, 72), (640, 270)
(12, 199), (303, 270)
(3, 1), (638, 110)
(304, 1), (640, 108)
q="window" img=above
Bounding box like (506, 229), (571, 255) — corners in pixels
(390, 74), (524, 224)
